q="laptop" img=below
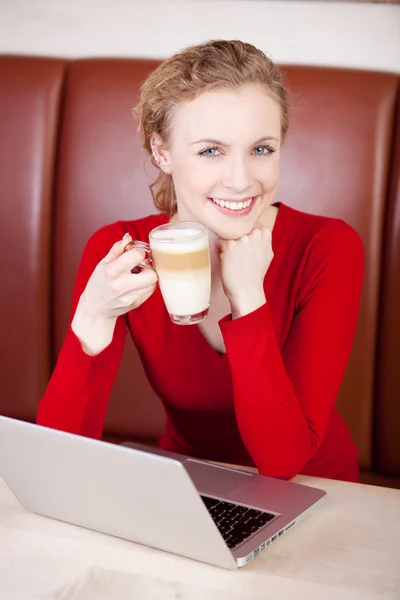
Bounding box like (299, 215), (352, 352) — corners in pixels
(0, 416), (326, 569)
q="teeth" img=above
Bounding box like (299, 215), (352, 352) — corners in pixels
(211, 198), (253, 210)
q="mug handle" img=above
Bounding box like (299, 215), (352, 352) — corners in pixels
(124, 240), (154, 274)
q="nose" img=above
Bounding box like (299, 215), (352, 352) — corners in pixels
(222, 155), (254, 194)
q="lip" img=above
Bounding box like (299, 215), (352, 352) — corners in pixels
(208, 196), (257, 217)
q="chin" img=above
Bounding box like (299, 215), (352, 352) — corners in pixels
(207, 218), (256, 240)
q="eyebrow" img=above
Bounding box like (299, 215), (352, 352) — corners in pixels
(190, 136), (279, 146)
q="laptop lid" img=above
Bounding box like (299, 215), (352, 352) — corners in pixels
(0, 416), (236, 569)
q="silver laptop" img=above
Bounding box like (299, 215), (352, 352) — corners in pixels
(0, 416), (326, 569)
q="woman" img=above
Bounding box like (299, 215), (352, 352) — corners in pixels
(37, 40), (364, 482)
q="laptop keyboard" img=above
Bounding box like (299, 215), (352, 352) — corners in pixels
(201, 495), (275, 549)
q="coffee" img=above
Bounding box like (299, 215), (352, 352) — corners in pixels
(150, 247), (209, 272)
(149, 225), (210, 325)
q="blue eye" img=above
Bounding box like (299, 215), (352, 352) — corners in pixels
(199, 146), (220, 159)
(253, 145), (275, 156)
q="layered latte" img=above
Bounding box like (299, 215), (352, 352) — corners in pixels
(150, 224), (211, 325)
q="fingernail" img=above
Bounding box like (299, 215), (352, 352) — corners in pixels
(122, 233), (131, 241)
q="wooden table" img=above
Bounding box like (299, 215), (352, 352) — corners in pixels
(1, 473), (399, 600)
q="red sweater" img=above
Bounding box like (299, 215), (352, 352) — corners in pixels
(37, 203), (364, 482)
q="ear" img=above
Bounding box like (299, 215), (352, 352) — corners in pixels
(150, 134), (173, 174)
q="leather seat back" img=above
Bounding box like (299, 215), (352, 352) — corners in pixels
(276, 66), (398, 467)
(0, 56), (65, 421)
(375, 90), (400, 476)
(53, 59), (166, 441)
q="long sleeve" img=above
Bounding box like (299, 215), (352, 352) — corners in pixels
(36, 225), (127, 439)
(219, 221), (364, 480)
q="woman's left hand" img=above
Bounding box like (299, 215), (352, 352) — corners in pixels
(217, 225), (274, 318)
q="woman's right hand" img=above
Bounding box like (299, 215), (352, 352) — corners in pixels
(71, 233), (158, 355)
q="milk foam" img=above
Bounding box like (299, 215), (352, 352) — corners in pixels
(150, 228), (208, 253)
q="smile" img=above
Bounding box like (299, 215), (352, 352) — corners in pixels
(210, 197), (254, 211)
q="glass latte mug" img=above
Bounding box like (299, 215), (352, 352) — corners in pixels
(125, 222), (211, 325)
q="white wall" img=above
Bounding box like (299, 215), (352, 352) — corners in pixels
(0, 0), (399, 73)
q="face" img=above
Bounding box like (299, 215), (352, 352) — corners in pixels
(154, 84), (281, 240)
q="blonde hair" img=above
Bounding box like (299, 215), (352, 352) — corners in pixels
(134, 40), (289, 216)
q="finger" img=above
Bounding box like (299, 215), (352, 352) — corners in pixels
(120, 284), (157, 309)
(136, 285), (157, 305)
(258, 227), (272, 244)
(248, 227), (262, 240)
(106, 247), (147, 278)
(117, 268), (158, 294)
(131, 259), (153, 275)
(215, 238), (228, 253)
(101, 233), (132, 264)
(254, 223), (272, 236)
